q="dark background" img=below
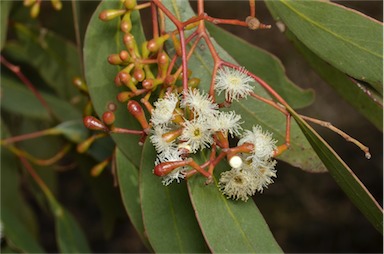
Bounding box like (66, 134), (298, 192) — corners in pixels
(9, 1), (382, 253)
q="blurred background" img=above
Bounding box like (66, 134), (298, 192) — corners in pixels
(3, 1), (382, 252)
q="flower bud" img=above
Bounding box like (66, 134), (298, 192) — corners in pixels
(133, 67), (145, 82)
(119, 50), (130, 62)
(83, 116), (109, 132)
(142, 79), (154, 89)
(154, 160), (188, 176)
(99, 9), (126, 21)
(121, 12), (132, 33)
(127, 100), (149, 129)
(91, 159), (109, 177)
(24, 0), (36, 7)
(51, 0), (62, 10)
(30, 2), (40, 18)
(147, 34), (170, 53)
(124, 0), (137, 9)
(77, 135), (97, 153)
(73, 77), (88, 93)
(108, 54), (123, 65)
(117, 91), (134, 102)
(102, 111), (115, 125)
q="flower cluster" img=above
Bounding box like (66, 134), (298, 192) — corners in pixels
(149, 88), (243, 185)
(219, 126), (278, 201)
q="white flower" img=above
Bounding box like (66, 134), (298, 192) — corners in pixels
(215, 66), (254, 101)
(149, 125), (176, 154)
(253, 159), (277, 192)
(151, 93), (179, 126)
(238, 125), (277, 165)
(218, 167), (257, 201)
(155, 149), (187, 186)
(180, 117), (213, 153)
(219, 156), (277, 200)
(181, 88), (218, 117)
(210, 111), (242, 137)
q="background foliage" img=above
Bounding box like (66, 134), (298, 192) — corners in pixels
(1, 0), (382, 253)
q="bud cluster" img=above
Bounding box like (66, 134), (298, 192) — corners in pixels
(87, 0), (285, 201)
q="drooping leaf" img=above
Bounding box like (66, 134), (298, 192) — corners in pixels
(115, 148), (152, 250)
(52, 120), (89, 143)
(139, 141), (209, 253)
(283, 29), (383, 131)
(287, 106), (383, 233)
(54, 206), (92, 253)
(206, 22), (314, 109)
(188, 159), (283, 253)
(83, 0), (146, 168)
(265, 0), (383, 93)
(0, 0), (12, 50)
(1, 73), (82, 122)
(3, 23), (82, 100)
(1, 121), (44, 253)
(162, 0), (326, 172)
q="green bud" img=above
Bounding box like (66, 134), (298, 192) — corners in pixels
(99, 9), (126, 21)
(124, 0), (137, 10)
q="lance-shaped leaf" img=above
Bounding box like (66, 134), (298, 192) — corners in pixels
(0, 0), (12, 50)
(265, 1), (383, 94)
(139, 141), (209, 253)
(187, 158), (283, 253)
(115, 148), (152, 250)
(282, 29), (383, 131)
(287, 106), (383, 233)
(162, 0), (326, 172)
(1, 73), (82, 121)
(83, 0), (146, 168)
(3, 23), (82, 100)
(1, 122), (44, 253)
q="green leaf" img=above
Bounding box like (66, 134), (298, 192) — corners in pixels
(115, 148), (152, 250)
(206, 22), (314, 109)
(265, 0), (383, 93)
(283, 29), (383, 131)
(162, 0), (326, 172)
(3, 23), (82, 100)
(54, 207), (91, 253)
(1, 122), (44, 253)
(139, 141), (209, 253)
(0, 0), (12, 50)
(188, 160), (283, 253)
(52, 120), (89, 143)
(288, 106), (383, 233)
(1, 73), (82, 122)
(83, 0), (146, 167)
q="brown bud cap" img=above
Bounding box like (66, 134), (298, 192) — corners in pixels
(124, 0), (137, 9)
(99, 9), (126, 21)
(119, 50), (130, 62)
(107, 54), (123, 65)
(114, 75), (122, 86)
(102, 111), (115, 125)
(142, 79), (154, 89)
(127, 100), (149, 129)
(119, 72), (131, 84)
(117, 91), (134, 102)
(157, 52), (169, 65)
(164, 75), (175, 86)
(123, 33), (136, 48)
(154, 160), (188, 176)
(121, 12), (132, 33)
(83, 116), (108, 132)
(147, 35), (169, 53)
(133, 68), (145, 82)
